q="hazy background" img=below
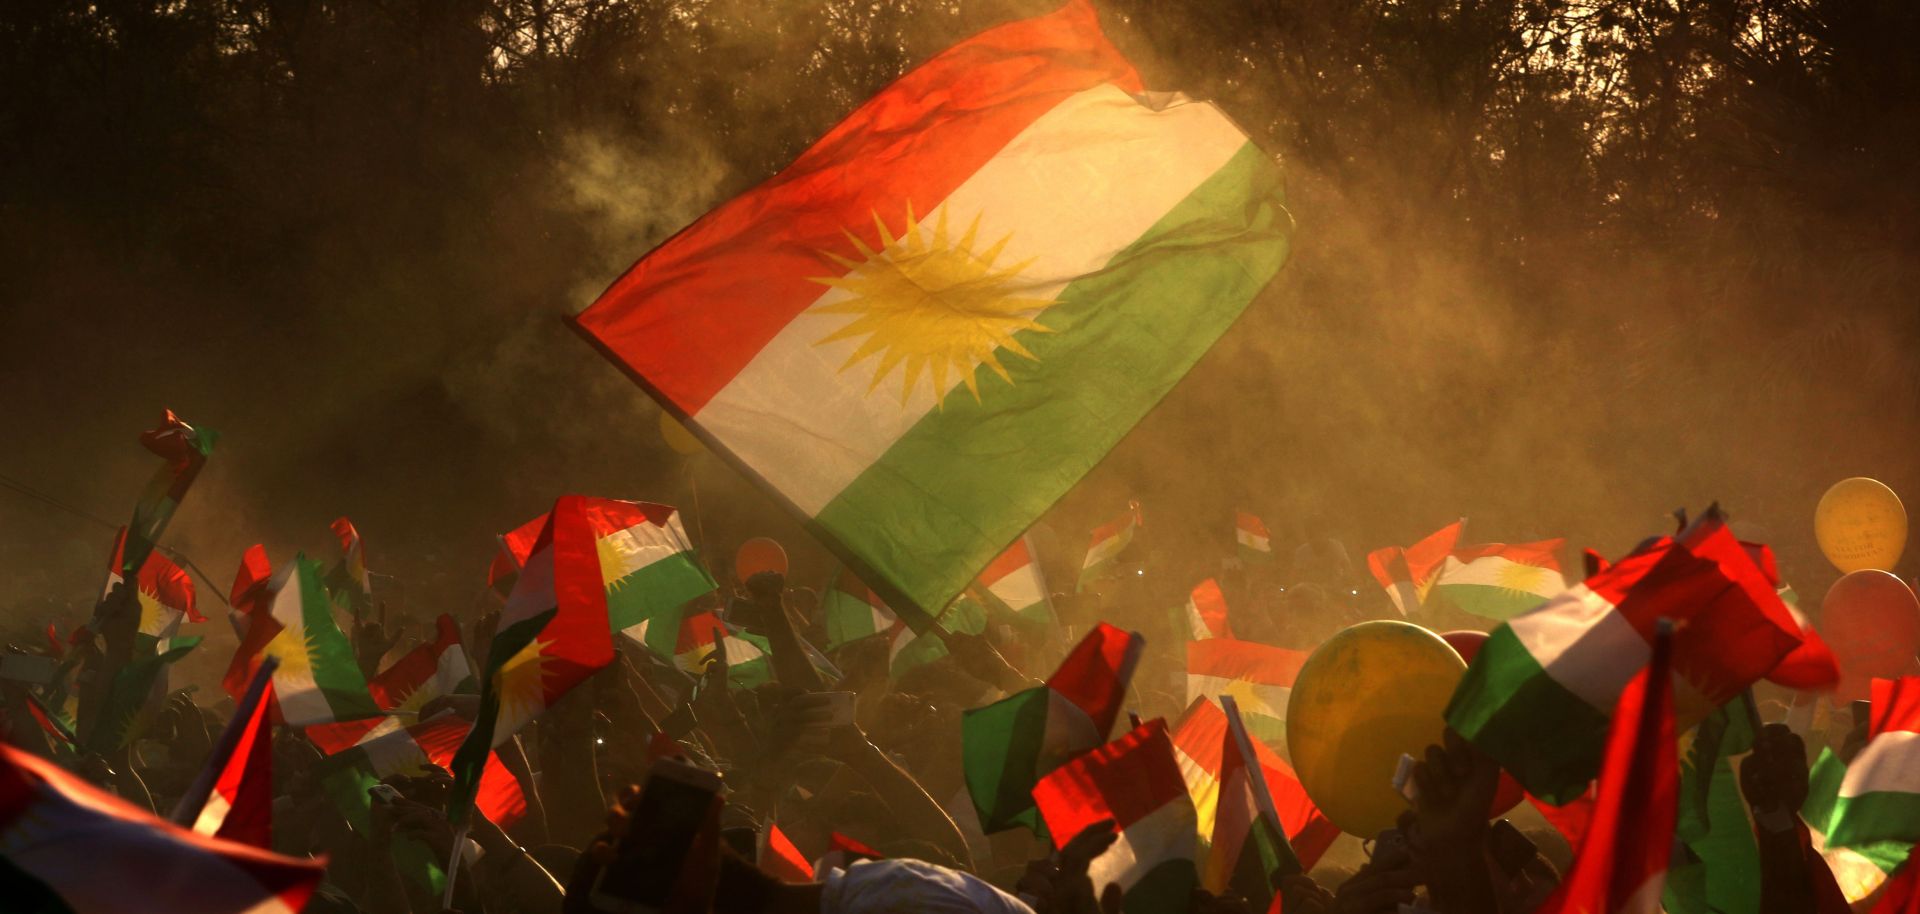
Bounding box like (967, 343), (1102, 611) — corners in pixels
(2, 0), (1915, 682)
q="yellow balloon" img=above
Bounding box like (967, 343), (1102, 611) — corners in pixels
(658, 411), (703, 455)
(1286, 621), (1466, 836)
(1815, 477), (1907, 573)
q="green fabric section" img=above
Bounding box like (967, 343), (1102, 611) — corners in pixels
(83, 636), (200, 752)
(291, 556), (381, 723)
(604, 552), (716, 640)
(451, 605), (558, 825)
(1431, 583), (1555, 622)
(1826, 790), (1920, 849)
(888, 597), (989, 678)
(962, 685), (1052, 835)
(1229, 814), (1298, 909)
(1236, 544), (1273, 566)
(1805, 748), (1916, 872)
(824, 579), (887, 651)
(817, 142), (1290, 614)
(1444, 624), (1613, 804)
(1663, 692), (1760, 914)
(0, 853), (75, 914)
(1123, 858), (1199, 914)
(320, 764), (446, 894)
(123, 425), (215, 582)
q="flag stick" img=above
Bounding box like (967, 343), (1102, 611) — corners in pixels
(169, 656), (277, 827)
(442, 821), (472, 910)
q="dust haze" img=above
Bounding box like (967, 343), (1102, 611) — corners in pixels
(2, 0), (1914, 682)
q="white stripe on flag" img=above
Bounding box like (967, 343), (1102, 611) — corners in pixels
(697, 84), (1253, 516)
(1838, 730), (1920, 797)
(1503, 584), (1648, 712)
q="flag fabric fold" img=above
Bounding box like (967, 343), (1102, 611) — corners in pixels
(0, 742), (322, 914)
(1365, 520), (1463, 616)
(1235, 512), (1272, 566)
(450, 496), (617, 824)
(255, 555), (380, 727)
(1032, 719), (1200, 914)
(963, 622), (1143, 834)
(1537, 622), (1678, 914)
(1080, 503), (1144, 592)
(574, 0), (1290, 620)
(190, 680), (276, 849)
(117, 410), (216, 586)
(1169, 697), (1336, 873)
(1825, 676), (1920, 849)
(1185, 639), (1306, 748)
(1182, 579), (1232, 641)
(1446, 514), (1818, 802)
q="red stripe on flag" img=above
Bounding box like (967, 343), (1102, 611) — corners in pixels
(1033, 719), (1188, 844)
(1870, 676), (1920, 737)
(977, 537), (1034, 587)
(575, 0), (1142, 413)
(1538, 626), (1677, 914)
(211, 681), (275, 848)
(1046, 622), (1142, 739)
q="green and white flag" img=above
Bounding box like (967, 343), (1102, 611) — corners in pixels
(260, 556), (380, 727)
(574, 0), (1290, 619)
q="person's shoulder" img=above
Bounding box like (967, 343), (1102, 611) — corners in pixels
(831, 859), (1035, 914)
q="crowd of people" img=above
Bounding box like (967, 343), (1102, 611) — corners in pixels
(0, 503), (1910, 914)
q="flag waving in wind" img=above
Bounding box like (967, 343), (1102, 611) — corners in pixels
(450, 496), (617, 824)
(1538, 621), (1677, 914)
(1447, 511), (1823, 802)
(573, 0), (1292, 619)
(964, 622), (1143, 834)
(1080, 502), (1144, 592)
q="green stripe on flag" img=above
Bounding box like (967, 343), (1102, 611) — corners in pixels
(1444, 625), (1613, 804)
(293, 557), (382, 723)
(1662, 693), (1759, 914)
(962, 686), (1054, 834)
(604, 553), (715, 636)
(815, 142), (1289, 614)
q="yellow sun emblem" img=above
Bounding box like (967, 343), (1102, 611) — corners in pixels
(810, 205), (1057, 406)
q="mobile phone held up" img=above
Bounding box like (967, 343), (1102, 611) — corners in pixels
(590, 758), (724, 914)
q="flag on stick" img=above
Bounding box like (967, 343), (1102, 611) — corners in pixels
(449, 497), (617, 825)
(573, 0), (1291, 620)
(1204, 696), (1302, 911)
(1365, 520), (1463, 615)
(0, 741), (322, 914)
(1235, 512), (1272, 565)
(1080, 502), (1143, 592)
(1033, 719), (1200, 914)
(1185, 639), (1306, 748)
(964, 622), (1142, 833)
(254, 556), (380, 727)
(1536, 620), (1678, 914)
(1825, 676), (1920, 849)
(177, 658), (278, 849)
(1170, 697), (1336, 872)
(1429, 538), (1566, 621)
(115, 410), (216, 586)
(1446, 513), (1821, 802)
(1183, 578), (1232, 640)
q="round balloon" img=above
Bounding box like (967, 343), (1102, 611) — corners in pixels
(1287, 621), (1467, 836)
(658, 411), (703, 455)
(733, 537), (788, 582)
(1819, 569), (1920, 702)
(1815, 478), (1907, 573)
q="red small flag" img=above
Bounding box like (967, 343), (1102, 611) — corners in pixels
(1538, 624), (1677, 914)
(194, 681), (275, 848)
(761, 823), (813, 883)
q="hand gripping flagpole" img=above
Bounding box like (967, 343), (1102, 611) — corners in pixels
(169, 656), (276, 827)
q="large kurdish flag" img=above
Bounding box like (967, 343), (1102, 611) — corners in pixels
(574, 0), (1291, 617)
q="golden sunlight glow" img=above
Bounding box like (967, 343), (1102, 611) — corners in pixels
(810, 205), (1056, 407)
